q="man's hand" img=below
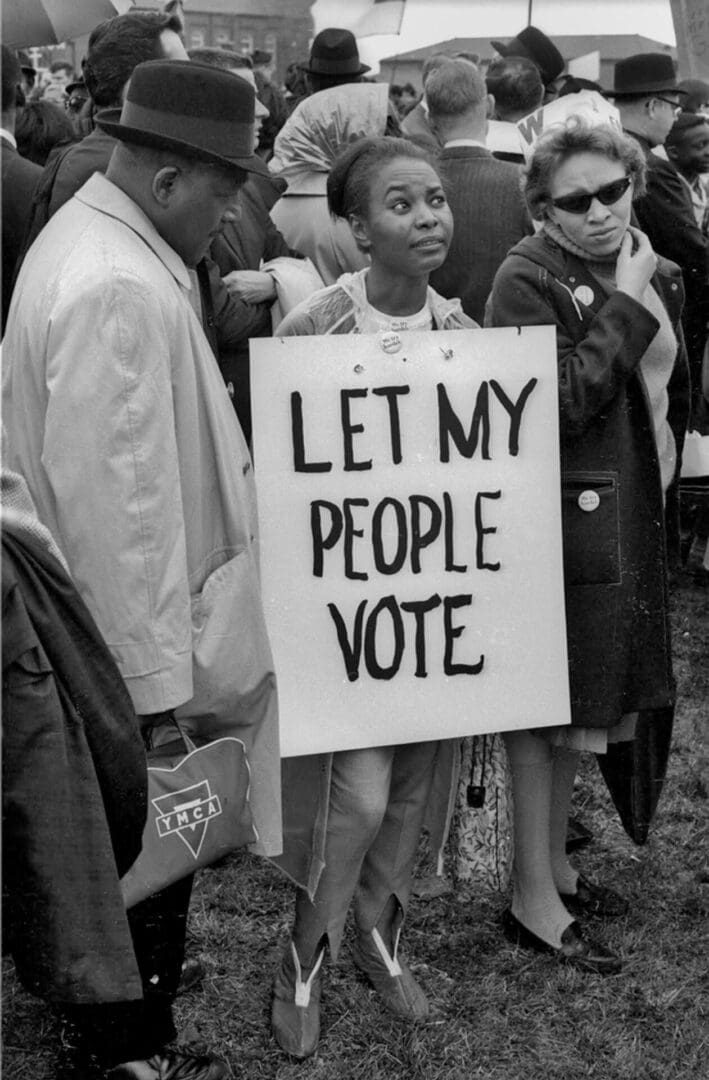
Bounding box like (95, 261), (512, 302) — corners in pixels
(222, 269), (276, 303)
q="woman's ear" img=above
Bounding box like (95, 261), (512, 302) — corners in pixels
(349, 213), (371, 251)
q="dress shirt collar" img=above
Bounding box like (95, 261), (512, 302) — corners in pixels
(0, 127), (17, 149)
(443, 138), (487, 150)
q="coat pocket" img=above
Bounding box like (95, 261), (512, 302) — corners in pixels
(174, 551), (275, 735)
(561, 471), (620, 586)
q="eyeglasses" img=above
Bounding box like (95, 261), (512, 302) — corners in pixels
(550, 175), (632, 215)
(653, 96), (682, 116)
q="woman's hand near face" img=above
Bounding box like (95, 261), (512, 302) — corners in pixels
(615, 227), (657, 304)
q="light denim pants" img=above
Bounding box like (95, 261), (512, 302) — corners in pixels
(294, 740), (439, 962)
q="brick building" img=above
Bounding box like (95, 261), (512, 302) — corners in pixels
(177, 0), (313, 80)
(43, 0), (314, 85)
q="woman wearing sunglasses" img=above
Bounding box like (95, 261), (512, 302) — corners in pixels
(486, 118), (689, 973)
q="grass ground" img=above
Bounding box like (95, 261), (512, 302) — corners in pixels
(3, 556), (707, 1080)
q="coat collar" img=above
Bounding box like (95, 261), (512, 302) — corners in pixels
(74, 172), (192, 292)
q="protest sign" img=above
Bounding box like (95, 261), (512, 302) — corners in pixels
(671, 0), (709, 80)
(516, 91), (622, 162)
(251, 327), (570, 757)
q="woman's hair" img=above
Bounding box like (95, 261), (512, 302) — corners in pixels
(327, 136), (438, 221)
(15, 100), (75, 166)
(523, 117), (647, 221)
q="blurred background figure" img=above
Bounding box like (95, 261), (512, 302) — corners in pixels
(614, 53), (709, 435)
(485, 55), (544, 162)
(425, 57), (532, 324)
(490, 24), (565, 103)
(15, 99), (75, 167)
(269, 28), (391, 285)
(250, 48), (287, 160)
(17, 50), (37, 98)
(1, 46), (42, 335)
(678, 78), (709, 116)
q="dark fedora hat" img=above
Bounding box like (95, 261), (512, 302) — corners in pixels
(491, 25), (564, 87)
(95, 59), (270, 176)
(612, 52), (683, 98)
(299, 27), (371, 77)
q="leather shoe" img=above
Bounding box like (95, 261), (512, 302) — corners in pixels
(559, 874), (629, 918)
(502, 909), (622, 975)
(106, 1049), (228, 1080)
(352, 928), (429, 1019)
(271, 941), (324, 1059)
(177, 958), (205, 995)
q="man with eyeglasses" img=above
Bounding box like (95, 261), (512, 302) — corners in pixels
(613, 53), (709, 433)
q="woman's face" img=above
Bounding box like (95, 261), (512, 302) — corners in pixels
(350, 157), (453, 279)
(547, 152), (633, 257)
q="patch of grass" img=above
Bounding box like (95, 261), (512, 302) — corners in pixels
(3, 570), (707, 1080)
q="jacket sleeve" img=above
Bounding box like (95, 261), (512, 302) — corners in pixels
(486, 255), (662, 437)
(204, 254), (272, 350)
(41, 273), (193, 714)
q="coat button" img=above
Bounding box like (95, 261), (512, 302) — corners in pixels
(671, 283), (678, 290)
(578, 490), (600, 512)
(242, 461), (251, 475)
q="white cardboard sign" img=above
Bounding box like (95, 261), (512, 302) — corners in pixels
(516, 91), (622, 162)
(251, 327), (570, 757)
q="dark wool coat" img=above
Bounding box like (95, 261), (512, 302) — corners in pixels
(486, 232), (690, 727)
(2, 526), (146, 1004)
(1, 137), (41, 332)
(430, 144), (533, 324)
(630, 132), (709, 425)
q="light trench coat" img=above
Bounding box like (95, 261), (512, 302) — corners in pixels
(2, 173), (281, 856)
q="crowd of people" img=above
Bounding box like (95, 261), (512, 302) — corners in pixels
(2, 9), (708, 1080)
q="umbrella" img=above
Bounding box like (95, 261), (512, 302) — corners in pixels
(2, 0), (132, 49)
(596, 706), (674, 845)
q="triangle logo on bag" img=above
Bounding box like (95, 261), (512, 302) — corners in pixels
(152, 780), (223, 859)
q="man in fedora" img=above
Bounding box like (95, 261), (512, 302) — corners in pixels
(614, 53), (709, 431)
(299, 26), (371, 95)
(250, 48), (287, 158)
(491, 25), (565, 102)
(3, 58), (281, 1080)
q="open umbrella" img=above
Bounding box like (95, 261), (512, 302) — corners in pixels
(2, 0), (132, 49)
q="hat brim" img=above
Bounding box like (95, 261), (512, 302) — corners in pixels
(490, 40), (516, 58)
(611, 81), (688, 98)
(298, 60), (371, 76)
(95, 109), (270, 178)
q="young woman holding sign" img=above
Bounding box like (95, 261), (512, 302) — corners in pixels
(269, 136), (474, 1058)
(486, 119), (689, 973)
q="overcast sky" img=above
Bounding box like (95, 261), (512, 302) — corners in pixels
(311, 0), (677, 72)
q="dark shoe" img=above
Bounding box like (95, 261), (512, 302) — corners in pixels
(559, 874), (629, 918)
(177, 958), (205, 995)
(502, 910), (622, 975)
(565, 816), (593, 853)
(106, 1049), (228, 1080)
(352, 928), (429, 1019)
(271, 941), (324, 1059)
